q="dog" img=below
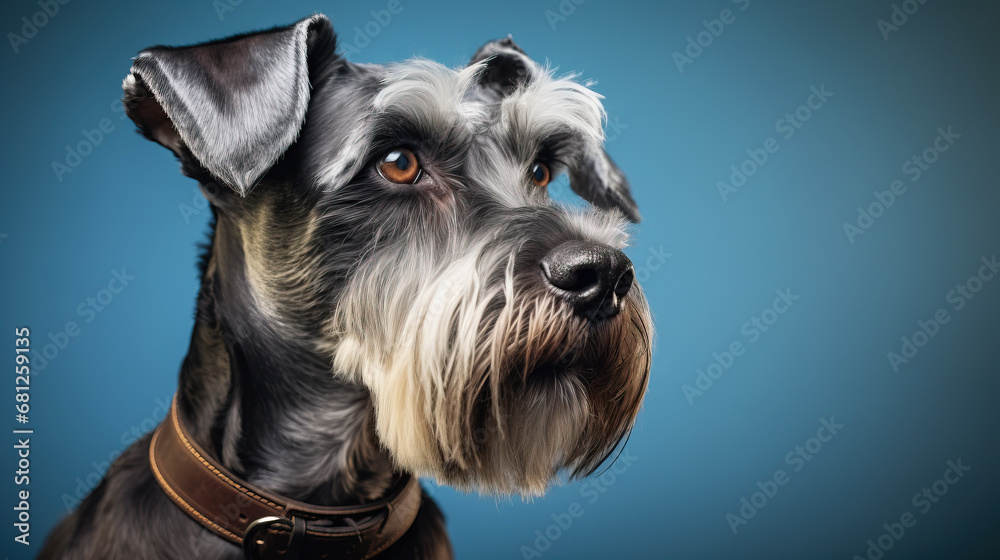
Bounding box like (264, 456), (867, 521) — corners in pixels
(38, 13), (652, 560)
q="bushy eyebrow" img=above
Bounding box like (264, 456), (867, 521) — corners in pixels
(372, 58), (489, 135)
(496, 70), (607, 164)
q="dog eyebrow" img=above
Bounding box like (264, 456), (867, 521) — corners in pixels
(498, 71), (606, 145)
(373, 59), (489, 135)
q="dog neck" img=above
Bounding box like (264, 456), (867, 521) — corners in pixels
(173, 208), (398, 507)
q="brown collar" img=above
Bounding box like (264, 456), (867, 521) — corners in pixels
(149, 398), (421, 560)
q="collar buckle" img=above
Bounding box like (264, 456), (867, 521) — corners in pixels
(243, 515), (306, 560)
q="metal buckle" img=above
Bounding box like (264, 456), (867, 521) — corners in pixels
(243, 516), (304, 560)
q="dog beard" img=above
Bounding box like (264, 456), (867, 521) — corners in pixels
(327, 237), (653, 496)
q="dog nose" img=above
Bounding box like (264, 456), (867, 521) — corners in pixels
(540, 241), (634, 320)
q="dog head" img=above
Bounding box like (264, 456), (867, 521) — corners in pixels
(124, 14), (652, 497)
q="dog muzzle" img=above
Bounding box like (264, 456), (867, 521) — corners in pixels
(149, 398), (421, 560)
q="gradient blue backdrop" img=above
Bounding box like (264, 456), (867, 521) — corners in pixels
(2, 1), (998, 558)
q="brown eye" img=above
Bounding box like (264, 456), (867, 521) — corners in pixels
(530, 162), (551, 187)
(378, 149), (421, 184)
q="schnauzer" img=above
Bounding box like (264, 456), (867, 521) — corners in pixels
(39, 13), (652, 560)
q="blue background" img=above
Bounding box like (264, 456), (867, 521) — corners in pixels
(2, 0), (999, 558)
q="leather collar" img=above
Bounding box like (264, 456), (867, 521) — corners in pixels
(149, 398), (421, 560)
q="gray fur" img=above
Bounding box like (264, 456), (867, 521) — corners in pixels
(124, 15), (330, 195)
(41, 13), (651, 560)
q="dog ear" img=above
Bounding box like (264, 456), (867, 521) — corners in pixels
(122, 14), (335, 196)
(471, 38), (640, 222)
(470, 36), (535, 97)
(569, 144), (641, 223)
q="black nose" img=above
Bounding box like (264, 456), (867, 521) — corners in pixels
(540, 241), (634, 320)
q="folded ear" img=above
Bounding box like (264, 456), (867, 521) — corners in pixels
(570, 144), (641, 223)
(469, 36), (536, 97)
(122, 14), (335, 196)
(470, 37), (641, 223)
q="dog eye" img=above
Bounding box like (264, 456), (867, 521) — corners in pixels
(377, 149), (422, 184)
(530, 162), (551, 187)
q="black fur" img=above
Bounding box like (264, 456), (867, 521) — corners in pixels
(41, 13), (649, 560)
(42, 17), (452, 560)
